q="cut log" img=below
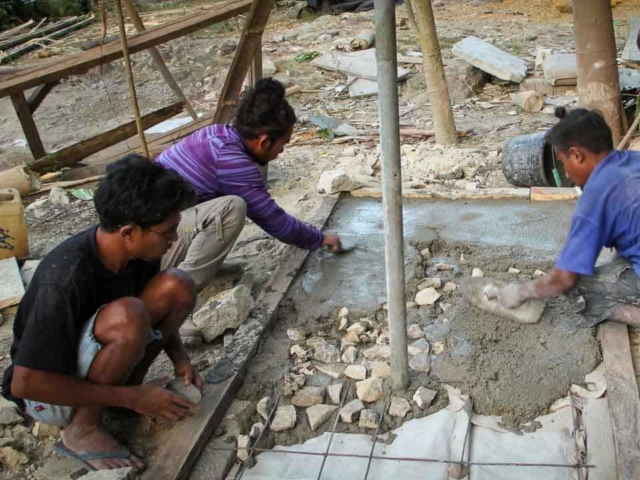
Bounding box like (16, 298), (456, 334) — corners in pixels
(29, 101), (185, 172)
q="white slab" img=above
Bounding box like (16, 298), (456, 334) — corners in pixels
(452, 36), (528, 83)
(0, 257), (25, 309)
(312, 49), (410, 81)
(349, 78), (378, 98)
(543, 53), (577, 85)
(621, 17), (640, 62)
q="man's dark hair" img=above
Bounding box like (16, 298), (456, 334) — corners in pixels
(94, 154), (195, 232)
(232, 78), (297, 142)
(547, 107), (613, 154)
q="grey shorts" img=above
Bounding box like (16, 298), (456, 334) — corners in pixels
(573, 257), (640, 327)
(24, 308), (162, 427)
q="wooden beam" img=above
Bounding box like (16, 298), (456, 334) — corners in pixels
(213, 0), (274, 123)
(0, 0), (253, 98)
(599, 322), (640, 479)
(10, 92), (45, 159)
(142, 196), (340, 480)
(29, 101), (184, 172)
(27, 81), (58, 114)
(530, 187), (579, 202)
(122, 0), (198, 121)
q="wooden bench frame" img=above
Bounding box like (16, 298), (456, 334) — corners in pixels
(0, 0), (269, 171)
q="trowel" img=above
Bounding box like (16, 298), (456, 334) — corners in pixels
(459, 277), (546, 324)
(323, 234), (360, 254)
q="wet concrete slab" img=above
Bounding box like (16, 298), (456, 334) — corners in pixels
(293, 198), (574, 316)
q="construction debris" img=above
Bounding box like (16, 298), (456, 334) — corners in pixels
(291, 386), (325, 407)
(0, 258), (25, 310)
(452, 36), (528, 83)
(349, 30), (375, 51)
(356, 377), (384, 403)
(311, 49), (410, 81)
(413, 387), (437, 409)
(307, 404), (338, 431)
(271, 405), (297, 432)
(622, 17), (640, 62)
(192, 285), (254, 342)
(388, 397), (411, 418)
(340, 399), (365, 423)
(542, 53), (577, 85)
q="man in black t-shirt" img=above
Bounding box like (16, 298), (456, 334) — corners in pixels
(2, 155), (200, 471)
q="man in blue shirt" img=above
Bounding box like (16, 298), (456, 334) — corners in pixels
(488, 107), (640, 327)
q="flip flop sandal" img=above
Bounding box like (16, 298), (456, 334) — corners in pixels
(53, 440), (132, 472)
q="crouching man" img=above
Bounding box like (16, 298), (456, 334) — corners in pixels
(488, 107), (640, 328)
(2, 155), (201, 472)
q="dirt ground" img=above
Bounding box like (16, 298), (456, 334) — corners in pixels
(0, 0), (639, 477)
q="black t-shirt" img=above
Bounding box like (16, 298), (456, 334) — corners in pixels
(2, 226), (159, 408)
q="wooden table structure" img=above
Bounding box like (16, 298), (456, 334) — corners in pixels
(0, 0), (272, 174)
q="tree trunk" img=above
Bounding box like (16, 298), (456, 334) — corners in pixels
(572, 0), (622, 144)
(412, 0), (457, 145)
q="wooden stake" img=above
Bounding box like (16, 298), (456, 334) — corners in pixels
(122, 0), (198, 121)
(412, 0), (457, 145)
(114, 0), (149, 158)
(617, 113), (640, 150)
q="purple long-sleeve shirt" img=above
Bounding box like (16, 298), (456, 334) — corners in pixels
(156, 124), (323, 250)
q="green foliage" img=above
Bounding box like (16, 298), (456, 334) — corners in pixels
(35, 0), (89, 17)
(0, 0), (89, 30)
(294, 51), (321, 63)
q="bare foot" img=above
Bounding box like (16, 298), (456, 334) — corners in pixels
(61, 423), (145, 470)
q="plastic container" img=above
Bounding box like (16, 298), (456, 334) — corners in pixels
(502, 132), (572, 188)
(0, 188), (28, 260)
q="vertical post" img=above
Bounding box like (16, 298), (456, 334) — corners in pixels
(250, 39), (268, 185)
(114, 0), (149, 158)
(572, 0), (622, 143)
(11, 92), (46, 160)
(374, 0), (409, 390)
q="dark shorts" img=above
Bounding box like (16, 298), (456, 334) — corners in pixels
(573, 257), (640, 327)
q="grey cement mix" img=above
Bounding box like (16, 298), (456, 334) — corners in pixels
(237, 198), (599, 442)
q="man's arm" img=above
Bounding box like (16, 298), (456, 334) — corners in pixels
(12, 366), (195, 420)
(487, 268), (577, 308)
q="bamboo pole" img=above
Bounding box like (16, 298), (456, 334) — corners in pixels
(374, 0), (409, 391)
(114, 0), (149, 158)
(572, 0), (622, 144)
(412, 0), (457, 145)
(122, 0), (198, 121)
(617, 113), (640, 150)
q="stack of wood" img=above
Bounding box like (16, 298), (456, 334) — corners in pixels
(0, 15), (95, 64)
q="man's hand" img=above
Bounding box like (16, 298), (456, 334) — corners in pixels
(484, 283), (527, 309)
(322, 233), (342, 253)
(130, 383), (196, 421)
(174, 359), (204, 392)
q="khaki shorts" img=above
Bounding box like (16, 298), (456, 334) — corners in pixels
(23, 308), (162, 427)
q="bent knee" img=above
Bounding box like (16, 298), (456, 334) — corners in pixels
(95, 297), (151, 345)
(154, 269), (196, 309)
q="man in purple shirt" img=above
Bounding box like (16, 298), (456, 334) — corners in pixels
(157, 79), (341, 319)
(487, 107), (640, 328)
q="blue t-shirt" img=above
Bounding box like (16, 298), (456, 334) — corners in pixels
(556, 150), (640, 277)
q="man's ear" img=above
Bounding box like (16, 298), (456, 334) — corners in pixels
(568, 146), (585, 164)
(257, 134), (272, 151)
(119, 224), (135, 241)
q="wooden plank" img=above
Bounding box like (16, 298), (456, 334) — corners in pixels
(29, 101), (185, 172)
(213, 0), (273, 123)
(142, 196), (340, 480)
(599, 322), (640, 479)
(351, 186), (530, 201)
(0, 0), (253, 98)
(10, 91), (45, 159)
(28, 82), (58, 114)
(530, 186), (579, 202)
